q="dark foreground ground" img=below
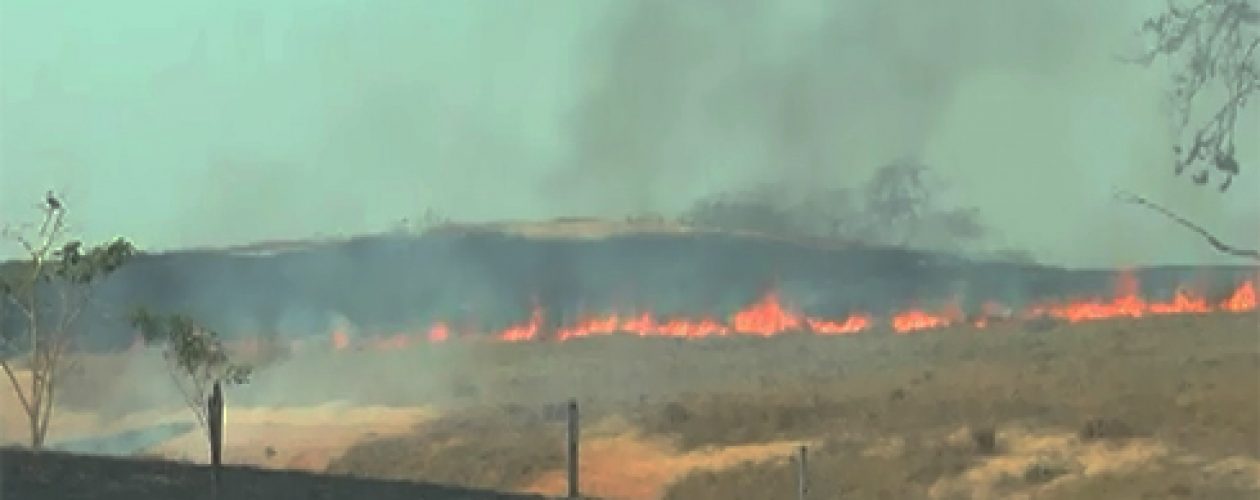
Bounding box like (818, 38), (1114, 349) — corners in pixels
(0, 447), (549, 500)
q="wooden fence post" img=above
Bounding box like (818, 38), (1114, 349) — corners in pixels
(796, 445), (808, 500)
(566, 398), (580, 499)
(208, 381), (224, 499)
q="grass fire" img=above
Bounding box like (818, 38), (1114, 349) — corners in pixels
(315, 275), (1257, 351)
(4, 1), (1260, 499)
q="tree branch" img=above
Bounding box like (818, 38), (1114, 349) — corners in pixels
(165, 353), (209, 432)
(1, 191), (135, 448)
(0, 360), (35, 417)
(1129, 0), (1259, 190)
(1115, 189), (1260, 261)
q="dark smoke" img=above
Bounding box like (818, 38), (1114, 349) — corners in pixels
(679, 160), (1021, 259)
(548, 0), (1099, 219)
(3, 1), (1254, 266)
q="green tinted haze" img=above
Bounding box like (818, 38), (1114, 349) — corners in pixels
(2, 0), (1256, 266)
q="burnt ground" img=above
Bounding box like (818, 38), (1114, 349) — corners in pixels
(0, 446), (549, 500)
(319, 312), (1260, 499)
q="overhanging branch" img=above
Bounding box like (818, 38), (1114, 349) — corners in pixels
(1115, 189), (1260, 261)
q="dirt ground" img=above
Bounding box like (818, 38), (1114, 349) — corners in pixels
(3, 311), (1258, 499)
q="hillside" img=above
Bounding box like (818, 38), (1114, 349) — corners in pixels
(1, 221), (1255, 350)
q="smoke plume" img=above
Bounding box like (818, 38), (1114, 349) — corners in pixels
(1, 1), (1256, 264)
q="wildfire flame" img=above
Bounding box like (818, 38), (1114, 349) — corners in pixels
(324, 276), (1258, 350)
(806, 314), (871, 335)
(1221, 280), (1256, 312)
(499, 305), (544, 342)
(892, 308), (958, 333)
(331, 330), (350, 350)
(730, 293), (802, 336)
(427, 322), (450, 343)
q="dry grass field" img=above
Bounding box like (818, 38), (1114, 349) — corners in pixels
(3, 311), (1258, 499)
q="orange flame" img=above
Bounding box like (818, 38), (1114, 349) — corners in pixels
(499, 305), (543, 342)
(892, 310), (950, 333)
(730, 292), (801, 336)
(807, 314), (871, 335)
(428, 322), (450, 342)
(331, 330), (350, 350)
(1022, 273), (1240, 323)
(1148, 288), (1211, 314)
(556, 311), (729, 340)
(322, 277), (1257, 349)
(1221, 280), (1256, 312)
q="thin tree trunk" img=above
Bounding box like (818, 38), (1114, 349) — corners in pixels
(36, 366), (56, 448)
(29, 411), (42, 449)
(0, 361), (34, 419)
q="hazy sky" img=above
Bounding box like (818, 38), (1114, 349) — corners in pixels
(1, 0), (1256, 266)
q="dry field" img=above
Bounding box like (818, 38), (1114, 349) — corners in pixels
(3, 311), (1258, 499)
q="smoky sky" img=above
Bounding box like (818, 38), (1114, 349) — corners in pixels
(1, 0), (1256, 266)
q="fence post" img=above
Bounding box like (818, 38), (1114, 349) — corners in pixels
(796, 445), (808, 500)
(208, 381), (224, 499)
(566, 398), (580, 499)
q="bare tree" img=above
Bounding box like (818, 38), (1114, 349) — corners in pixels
(859, 160), (936, 247)
(0, 192), (134, 448)
(128, 309), (251, 445)
(1122, 0), (1260, 260)
(677, 160), (993, 254)
(1132, 0), (1258, 190)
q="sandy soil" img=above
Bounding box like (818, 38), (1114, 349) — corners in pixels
(1, 383), (430, 472)
(147, 405), (432, 470)
(521, 427), (807, 499)
(3, 311), (1257, 499)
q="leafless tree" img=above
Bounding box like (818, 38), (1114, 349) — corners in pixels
(0, 192), (134, 448)
(1121, 0), (1259, 260)
(860, 160), (936, 247)
(677, 160), (994, 254)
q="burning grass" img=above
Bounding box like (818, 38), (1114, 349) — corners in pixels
(303, 273), (1256, 351)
